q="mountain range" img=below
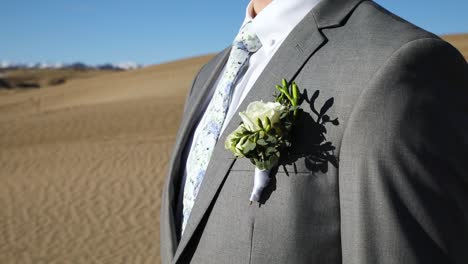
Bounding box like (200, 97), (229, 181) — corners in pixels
(0, 61), (142, 71)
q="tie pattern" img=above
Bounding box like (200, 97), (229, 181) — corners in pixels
(180, 21), (262, 235)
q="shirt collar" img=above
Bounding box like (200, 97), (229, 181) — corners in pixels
(241, 0), (322, 54)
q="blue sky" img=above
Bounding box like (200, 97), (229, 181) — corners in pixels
(1, 0), (467, 66)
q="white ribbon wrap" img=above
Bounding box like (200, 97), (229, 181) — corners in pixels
(250, 168), (271, 203)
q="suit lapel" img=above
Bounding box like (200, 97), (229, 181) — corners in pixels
(172, 9), (327, 264)
(160, 47), (231, 262)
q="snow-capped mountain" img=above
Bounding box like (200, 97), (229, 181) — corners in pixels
(0, 61), (142, 71)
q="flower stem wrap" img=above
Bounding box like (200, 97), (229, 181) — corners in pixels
(250, 168), (271, 203)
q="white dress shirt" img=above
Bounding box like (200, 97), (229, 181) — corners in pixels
(221, 0), (321, 133)
(177, 0), (321, 233)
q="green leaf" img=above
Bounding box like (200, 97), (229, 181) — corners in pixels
(265, 147), (276, 156)
(253, 132), (259, 143)
(257, 139), (268, 146)
(262, 155), (279, 170)
(275, 85), (283, 93)
(243, 141), (256, 154)
(238, 135), (248, 146)
(257, 118), (264, 130)
(259, 131), (265, 139)
(292, 82), (299, 106)
(266, 116), (271, 127)
(266, 135), (277, 144)
(275, 80), (293, 104)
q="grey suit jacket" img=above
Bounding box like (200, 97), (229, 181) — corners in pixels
(160, 0), (468, 263)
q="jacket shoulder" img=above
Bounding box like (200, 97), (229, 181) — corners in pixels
(345, 1), (448, 51)
(337, 0), (465, 73)
(360, 1), (438, 39)
(196, 48), (229, 85)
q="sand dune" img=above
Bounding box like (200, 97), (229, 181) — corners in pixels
(0, 68), (116, 90)
(0, 34), (466, 264)
(0, 55), (212, 264)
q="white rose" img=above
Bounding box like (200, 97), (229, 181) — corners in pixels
(239, 100), (285, 131)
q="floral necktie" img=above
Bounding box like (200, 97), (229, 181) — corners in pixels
(180, 21), (262, 235)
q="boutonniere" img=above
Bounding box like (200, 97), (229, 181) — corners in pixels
(224, 79), (302, 205)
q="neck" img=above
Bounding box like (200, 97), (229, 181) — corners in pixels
(251, 0), (273, 18)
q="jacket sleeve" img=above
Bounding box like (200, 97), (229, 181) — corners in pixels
(339, 38), (468, 263)
(181, 63), (206, 115)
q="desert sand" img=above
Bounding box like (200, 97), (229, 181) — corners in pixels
(444, 34), (468, 60)
(0, 55), (212, 263)
(0, 34), (466, 264)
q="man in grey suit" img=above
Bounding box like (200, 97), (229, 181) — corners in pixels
(160, 0), (468, 263)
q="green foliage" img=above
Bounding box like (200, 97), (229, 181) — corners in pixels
(225, 78), (305, 170)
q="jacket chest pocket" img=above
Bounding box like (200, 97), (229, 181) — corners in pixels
(239, 168), (341, 264)
(229, 156), (339, 211)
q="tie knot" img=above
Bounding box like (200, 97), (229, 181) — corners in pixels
(233, 21), (262, 53)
